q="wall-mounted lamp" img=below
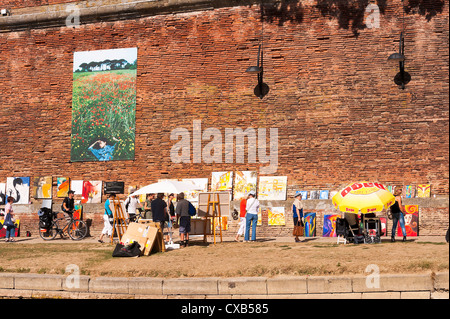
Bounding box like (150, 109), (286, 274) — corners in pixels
(245, 1), (269, 99)
(388, 0), (410, 89)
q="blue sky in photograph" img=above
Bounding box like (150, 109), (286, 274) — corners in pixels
(73, 47), (137, 72)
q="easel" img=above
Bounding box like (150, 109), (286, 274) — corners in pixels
(204, 192), (223, 244)
(111, 199), (128, 244)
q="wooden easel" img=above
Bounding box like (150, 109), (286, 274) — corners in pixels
(111, 199), (128, 244)
(204, 192), (223, 244)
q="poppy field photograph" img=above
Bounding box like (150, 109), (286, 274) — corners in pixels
(70, 47), (137, 162)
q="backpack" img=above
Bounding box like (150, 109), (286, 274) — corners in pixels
(38, 207), (53, 229)
(188, 202), (196, 217)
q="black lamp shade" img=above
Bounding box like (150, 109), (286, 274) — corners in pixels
(388, 52), (406, 62)
(246, 66), (263, 74)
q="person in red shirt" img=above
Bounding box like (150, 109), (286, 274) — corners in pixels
(234, 197), (247, 242)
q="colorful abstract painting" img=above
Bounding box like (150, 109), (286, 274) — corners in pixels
(73, 204), (83, 220)
(5, 177), (30, 204)
(323, 214), (339, 237)
(304, 212), (316, 237)
(32, 176), (52, 199)
(81, 181), (102, 204)
(71, 47), (137, 162)
(398, 205), (419, 237)
(233, 171), (257, 200)
(417, 184), (431, 198)
(403, 185), (416, 198)
(268, 207), (285, 226)
(258, 176), (287, 201)
(211, 172), (233, 192)
(57, 177), (70, 198)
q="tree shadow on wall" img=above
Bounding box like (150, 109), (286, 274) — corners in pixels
(315, 0), (387, 37)
(257, 0), (445, 36)
(404, 0), (445, 21)
(260, 0), (305, 26)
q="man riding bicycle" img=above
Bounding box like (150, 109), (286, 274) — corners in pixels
(61, 190), (75, 236)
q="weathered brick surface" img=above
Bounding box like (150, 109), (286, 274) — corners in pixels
(0, 1), (448, 235)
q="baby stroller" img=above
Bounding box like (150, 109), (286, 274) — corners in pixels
(363, 218), (381, 244)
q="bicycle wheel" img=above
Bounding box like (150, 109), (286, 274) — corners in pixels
(68, 219), (87, 240)
(39, 224), (59, 240)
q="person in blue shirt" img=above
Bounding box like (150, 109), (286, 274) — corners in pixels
(99, 193), (116, 243)
(88, 137), (119, 161)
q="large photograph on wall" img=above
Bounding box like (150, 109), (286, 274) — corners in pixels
(70, 47), (137, 162)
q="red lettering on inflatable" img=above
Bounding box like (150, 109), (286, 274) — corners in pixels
(363, 182), (374, 188)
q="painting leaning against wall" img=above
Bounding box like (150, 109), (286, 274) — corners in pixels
(70, 47), (138, 162)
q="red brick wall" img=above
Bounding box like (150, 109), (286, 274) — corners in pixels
(0, 1), (448, 235)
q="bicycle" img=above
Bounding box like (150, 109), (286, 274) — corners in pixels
(39, 211), (87, 241)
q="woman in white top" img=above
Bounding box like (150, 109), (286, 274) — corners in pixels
(244, 191), (260, 242)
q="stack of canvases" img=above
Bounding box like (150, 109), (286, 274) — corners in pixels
(112, 222), (165, 257)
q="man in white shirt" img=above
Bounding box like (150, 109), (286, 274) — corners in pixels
(245, 191), (260, 242)
(125, 193), (142, 222)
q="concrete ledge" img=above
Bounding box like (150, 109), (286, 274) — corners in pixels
(0, 272), (447, 299)
(267, 276), (307, 294)
(88, 277), (129, 294)
(307, 276), (352, 294)
(434, 272), (449, 290)
(352, 273), (433, 292)
(129, 277), (163, 295)
(163, 278), (218, 295)
(14, 273), (63, 291)
(218, 277), (267, 295)
(0, 274), (14, 289)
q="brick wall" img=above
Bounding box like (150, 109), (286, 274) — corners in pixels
(0, 0), (448, 235)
